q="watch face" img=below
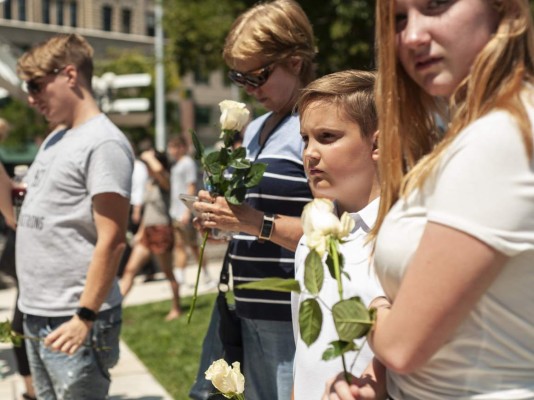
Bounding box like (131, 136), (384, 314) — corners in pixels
(260, 213), (275, 240)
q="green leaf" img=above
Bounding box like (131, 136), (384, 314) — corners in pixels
(219, 148), (230, 165)
(237, 278), (301, 293)
(245, 163), (267, 188)
(322, 340), (358, 361)
(325, 253), (336, 279)
(332, 297), (374, 342)
(225, 185), (247, 205)
(338, 252), (345, 271)
(231, 147), (246, 160)
(325, 247), (346, 279)
(304, 250), (324, 295)
(223, 129), (237, 148)
(299, 299), (322, 346)
(11, 334), (23, 347)
(204, 151), (222, 172)
(0, 320), (12, 343)
(341, 270), (351, 281)
(190, 129), (204, 161)
(229, 159), (250, 169)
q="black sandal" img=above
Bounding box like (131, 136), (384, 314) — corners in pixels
(22, 393), (37, 400)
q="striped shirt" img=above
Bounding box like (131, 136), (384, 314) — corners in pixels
(229, 112), (313, 321)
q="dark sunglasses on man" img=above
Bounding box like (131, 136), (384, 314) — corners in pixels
(24, 66), (66, 95)
(228, 63), (275, 88)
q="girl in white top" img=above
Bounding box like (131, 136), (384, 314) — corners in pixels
(325, 0), (534, 399)
(293, 70), (384, 399)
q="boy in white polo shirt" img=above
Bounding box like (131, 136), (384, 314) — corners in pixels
(292, 70), (385, 399)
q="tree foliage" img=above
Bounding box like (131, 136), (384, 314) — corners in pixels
(164, 0), (376, 77)
(163, 0), (247, 78)
(0, 97), (48, 147)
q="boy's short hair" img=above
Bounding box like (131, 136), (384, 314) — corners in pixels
(297, 70), (377, 139)
(17, 34), (94, 88)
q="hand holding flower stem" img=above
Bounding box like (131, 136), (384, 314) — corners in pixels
(187, 100), (266, 323)
(0, 319), (109, 351)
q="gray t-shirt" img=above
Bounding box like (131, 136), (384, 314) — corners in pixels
(142, 180), (172, 226)
(16, 114), (134, 317)
(169, 155), (197, 220)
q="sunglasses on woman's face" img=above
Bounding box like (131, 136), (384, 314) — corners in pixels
(25, 67), (66, 95)
(228, 63), (275, 88)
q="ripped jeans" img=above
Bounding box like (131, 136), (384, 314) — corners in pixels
(24, 306), (121, 400)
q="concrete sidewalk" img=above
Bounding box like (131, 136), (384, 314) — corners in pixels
(0, 243), (227, 400)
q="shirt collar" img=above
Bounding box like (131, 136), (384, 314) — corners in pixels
(335, 197), (380, 236)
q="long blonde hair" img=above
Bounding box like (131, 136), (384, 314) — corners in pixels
(372, 0), (534, 238)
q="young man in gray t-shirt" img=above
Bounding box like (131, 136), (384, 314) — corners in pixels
(16, 34), (133, 399)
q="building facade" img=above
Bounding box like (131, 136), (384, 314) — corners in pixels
(0, 0), (236, 142)
(0, 0), (155, 55)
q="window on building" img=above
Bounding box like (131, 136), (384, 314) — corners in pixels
(3, 0), (12, 19)
(194, 68), (210, 85)
(145, 12), (155, 36)
(57, 0), (64, 25)
(102, 5), (113, 31)
(121, 8), (131, 33)
(42, 0), (50, 23)
(69, 1), (77, 27)
(18, 0), (26, 21)
(195, 105), (212, 126)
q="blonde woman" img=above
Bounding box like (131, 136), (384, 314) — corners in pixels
(325, 0), (534, 399)
(193, 0), (315, 398)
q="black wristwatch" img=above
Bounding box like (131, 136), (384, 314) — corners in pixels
(258, 213), (275, 242)
(76, 306), (97, 322)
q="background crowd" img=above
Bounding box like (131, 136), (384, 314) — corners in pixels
(1, 0), (534, 399)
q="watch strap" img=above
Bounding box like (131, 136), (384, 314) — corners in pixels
(76, 306), (97, 322)
(258, 213), (275, 242)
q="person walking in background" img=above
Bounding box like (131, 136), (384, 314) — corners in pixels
(16, 33), (133, 400)
(193, 1), (315, 397)
(0, 118), (34, 400)
(0, 118), (17, 230)
(293, 70), (385, 400)
(167, 134), (212, 287)
(325, 0), (534, 398)
(120, 149), (182, 321)
(117, 137), (149, 278)
(130, 142), (149, 235)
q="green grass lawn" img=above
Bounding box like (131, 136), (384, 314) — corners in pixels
(121, 293), (217, 400)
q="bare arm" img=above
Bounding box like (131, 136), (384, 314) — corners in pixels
(0, 163), (16, 229)
(141, 150), (170, 191)
(195, 190), (303, 251)
(369, 222), (506, 374)
(45, 192), (129, 354)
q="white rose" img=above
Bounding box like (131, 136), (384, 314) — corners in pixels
(337, 212), (355, 238)
(205, 359), (245, 397)
(301, 199), (355, 255)
(219, 100), (250, 132)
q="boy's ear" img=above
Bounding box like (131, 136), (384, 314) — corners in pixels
(289, 57), (303, 75)
(371, 130), (379, 161)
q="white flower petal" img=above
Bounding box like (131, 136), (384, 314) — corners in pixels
(219, 100), (250, 131)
